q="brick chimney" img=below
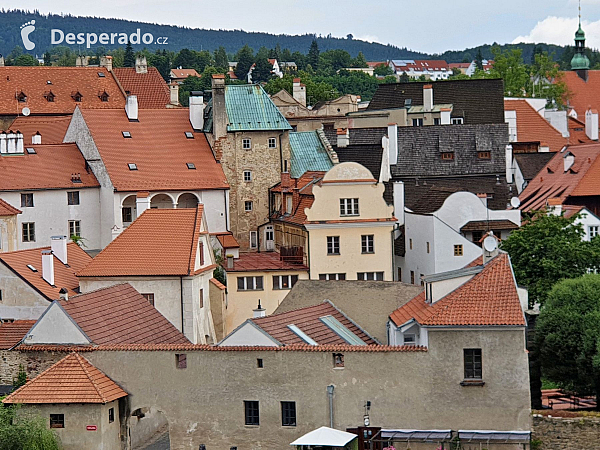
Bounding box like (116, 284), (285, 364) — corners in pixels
(51, 236), (68, 265)
(211, 74), (227, 140)
(423, 84), (433, 112)
(189, 92), (205, 131)
(99, 56), (112, 72)
(125, 95), (139, 121)
(585, 108), (598, 141)
(32, 131), (41, 145)
(336, 128), (349, 148)
(135, 56), (148, 74)
(292, 78), (306, 107)
(41, 250), (55, 286)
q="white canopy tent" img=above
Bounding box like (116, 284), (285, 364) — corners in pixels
(290, 426), (357, 447)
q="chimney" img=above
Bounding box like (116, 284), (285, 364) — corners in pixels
(42, 250), (55, 286)
(75, 56), (89, 67)
(0, 132), (6, 154)
(189, 92), (205, 131)
(387, 123), (398, 164)
(505, 110), (517, 141)
(16, 131), (23, 154)
(505, 144), (513, 184)
(393, 180), (405, 225)
(211, 74), (227, 140)
(59, 287), (68, 301)
(253, 300), (266, 318)
(32, 132), (41, 145)
(0, 55), (4, 67)
(563, 152), (575, 172)
(227, 254), (234, 269)
(99, 55), (112, 72)
(169, 82), (179, 106)
(423, 84), (433, 112)
(292, 78), (306, 107)
(6, 131), (15, 154)
(125, 95), (139, 121)
(51, 236), (68, 265)
(477, 193), (488, 208)
(547, 198), (562, 215)
(336, 128), (349, 148)
(585, 108), (599, 141)
(135, 56), (148, 74)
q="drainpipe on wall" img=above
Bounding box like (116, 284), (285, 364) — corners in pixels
(327, 385), (335, 428)
(180, 276), (185, 336)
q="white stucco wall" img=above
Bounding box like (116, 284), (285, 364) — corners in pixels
(575, 209), (600, 242)
(0, 263), (50, 306)
(219, 321), (279, 346)
(25, 302), (90, 345)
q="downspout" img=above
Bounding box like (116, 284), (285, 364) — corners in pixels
(279, 132), (284, 173)
(180, 276), (185, 335)
(327, 385), (335, 428)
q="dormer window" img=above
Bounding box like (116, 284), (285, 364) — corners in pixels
(478, 151), (490, 159)
(128, 163), (138, 171)
(122, 131), (131, 138)
(451, 117), (464, 125)
(98, 91), (109, 102)
(71, 91), (83, 102)
(44, 91), (55, 102)
(16, 91), (27, 103)
(441, 152), (454, 160)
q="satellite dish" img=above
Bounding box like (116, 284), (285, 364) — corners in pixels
(21, 107), (31, 117)
(510, 196), (521, 209)
(483, 235), (498, 252)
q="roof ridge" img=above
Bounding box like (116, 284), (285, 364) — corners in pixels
(74, 352), (107, 403)
(65, 282), (131, 300)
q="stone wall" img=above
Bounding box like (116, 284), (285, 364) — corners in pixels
(0, 350), (65, 384)
(532, 414), (600, 449)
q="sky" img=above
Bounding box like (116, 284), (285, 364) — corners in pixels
(12, 0), (600, 54)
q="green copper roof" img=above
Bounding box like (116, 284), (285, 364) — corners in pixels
(571, 52), (590, 70)
(225, 85), (291, 132)
(289, 131), (334, 178)
(575, 23), (586, 40)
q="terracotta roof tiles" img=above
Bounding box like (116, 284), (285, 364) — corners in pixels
(170, 68), (200, 79)
(3, 352), (127, 404)
(0, 320), (36, 349)
(210, 278), (226, 290)
(0, 198), (21, 216)
(214, 232), (240, 249)
(563, 71), (600, 120)
(4, 115), (72, 144)
(224, 251), (308, 272)
(112, 67), (170, 109)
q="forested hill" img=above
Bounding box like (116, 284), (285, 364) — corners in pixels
(0, 9), (427, 59)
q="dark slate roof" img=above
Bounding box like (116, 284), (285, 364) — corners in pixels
(323, 127), (386, 146)
(394, 226), (405, 257)
(367, 79), (505, 124)
(514, 152), (556, 181)
(404, 175), (511, 213)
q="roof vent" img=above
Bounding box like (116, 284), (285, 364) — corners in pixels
(185, 132), (194, 139)
(128, 163), (138, 171)
(46, 80), (52, 85)
(186, 163), (196, 170)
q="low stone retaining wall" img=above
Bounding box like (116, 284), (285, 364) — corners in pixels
(532, 414), (600, 449)
(0, 350), (65, 385)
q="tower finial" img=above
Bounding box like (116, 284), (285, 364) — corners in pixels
(579, 0), (581, 25)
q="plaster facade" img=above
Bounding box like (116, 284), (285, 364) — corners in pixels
(0, 213), (18, 252)
(0, 262), (49, 307)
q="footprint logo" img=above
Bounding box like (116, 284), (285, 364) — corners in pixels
(20, 20), (36, 51)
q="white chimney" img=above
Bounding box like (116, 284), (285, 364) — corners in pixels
(227, 254), (234, 269)
(169, 82), (179, 106)
(547, 199), (562, 215)
(423, 84), (433, 112)
(125, 95), (139, 121)
(253, 300), (266, 318)
(0, 132), (6, 154)
(6, 131), (16, 153)
(293, 78), (306, 107)
(505, 144), (513, 184)
(32, 132), (41, 145)
(189, 94), (205, 131)
(337, 128), (349, 148)
(387, 123), (398, 164)
(564, 152), (575, 172)
(42, 250), (55, 286)
(135, 56), (148, 74)
(585, 108), (599, 141)
(99, 55), (113, 72)
(51, 235), (68, 265)
(440, 108), (451, 125)
(505, 110), (517, 142)
(16, 132), (24, 154)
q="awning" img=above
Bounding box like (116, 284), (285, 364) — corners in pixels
(379, 429), (452, 441)
(458, 430), (531, 443)
(290, 426), (357, 446)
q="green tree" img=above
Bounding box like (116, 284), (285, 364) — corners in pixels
(123, 41), (135, 67)
(0, 405), (61, 449)
(475, 48), (484, 70)
(214, 46), (229, 71)
(253, 56), (273, 83)
(178, 75), (204, 107)
(12, 365), (27, 390)
(399, 71), (410, 82)
(536, 275), (600, 406)
(43, 51), (51, 66)
(234, 45), (254, 81)
(264, 72), (337, 105)
(488, 46), (529, 96)
(530, 52), (569, 108)
(14, 54), (38, 66)
(307, 39), (320, 71)
(351, 51), (368, 68)
(374, 63), (393, 76)
(501, 210), (594, 306)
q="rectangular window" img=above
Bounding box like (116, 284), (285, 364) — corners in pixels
(50, 414), (64, 429)
(412, 118), (423, 127)
(410, 271), (415, 285)
(199, 288), (204, 308)
(245, 201), (253, 212)
(441, 152), (454, 160)
(409, 239), (413, 250)
(268, 137), (277, 148)
(281, 401), (296, 427)
(176, 353), (187, 369)
(122, 207), (133, 223)
(454, 244), (463, 256)
(433, 118), (441, 125)
(318, 273), (346, 280)
(472, 230), (483, 245)
(403, 334), (416, 345)
(21, 193), (34, 208)
(141, 293), (155, 306)
(68, 220), (81, 237)
(361, 235), (374, 254)
(67, 191), (80, 205)
(243, 171), (252, 182)
(327, 236), (340, 255)
(478, 151), (491, 159)
(333, 353), (344, 368)
(590, 226), (599, 239)
(426, 241), (430, 253)
(339, 198), (359, 216)
(357, 272), (384, 281)
(464, 348), (482, 379)
(249, 231), (258, 249)
(237, 276), (264, 291)
(273, 275), (299, 290)
(257, 358), (264, 368)
(108, 408), (115, 423)
(286, 195), (293, 214)
(244, 401), (259, 426)
(242, 138), (251, 150)
(452, 117), (464, 125)
(22, 223), (35, 242)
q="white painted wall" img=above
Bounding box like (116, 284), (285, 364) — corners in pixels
(576, 209), (600, 242)
(219, 321), (279, 346)
(25, 302), (90, 345)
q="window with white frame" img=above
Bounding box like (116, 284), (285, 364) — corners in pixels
(318, 273), (346, 280)
(273, 275), (299, 290)
(590, 226), (599, 239)
(249, 231), (258, 249)
(242, 138), (251, 150)
(361, 235), (374, 253)
(357, 272), (384, 281)
(327, 236), (340, 255)
(268, 137), (277, 148)
(451, 117), (464, 125)
(245, 201), (253, 212)
(403, 333), (416, 345)
(237, 276), (263, 291)
(68, 220), (81, 237)
(339, 198), (359, 216)
(243, 171), (252, 182)
(22, 223), (35, 242)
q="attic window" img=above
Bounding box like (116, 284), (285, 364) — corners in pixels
(185, 132), (194, 139)
(16, 91), (27, 103)
(186, 163), (196, 170)
(478, 151), (491, 159)
(441, 152), (454, 160)
(26, 147), (36, 154)
(71, 91), (83, 102)
(44, 91), (55, 102)
(122, 131), (132, 138)
(128, 163), (138, 170)
(97, 72), (105, 78)
(98, 91), (109, 102)
(27, 264), (37, 272)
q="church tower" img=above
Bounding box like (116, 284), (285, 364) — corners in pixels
(571, 1), (590, 79)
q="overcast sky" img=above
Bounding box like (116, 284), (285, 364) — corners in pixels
(14, 0), (600, 53)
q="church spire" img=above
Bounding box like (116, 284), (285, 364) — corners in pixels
(571, 0), (590, 71)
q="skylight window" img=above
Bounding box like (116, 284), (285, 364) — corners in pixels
(46, 80), (52, 85)
(185, 132), (194, 139)
(27, 264), (37, 272)
(186, 163), (196, 170)
(98, 72), (105, 78)
(319, 315), (366, 346)
(128, 163), (138, 170)
(122, 131), (131, 138)
(26, 147), (36, 154)
(287, 324), (318, 345)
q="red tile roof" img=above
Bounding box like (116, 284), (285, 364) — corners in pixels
(0, 198), (21, 216)
(80, 108), (228, 192)
(2, 352), (127, 404)
(112, 67), (170, 109)
(504, 100), (568, 152)
(519, 144), (600, 211)
(568, 116), (594, 145)
(170, 68), (201, 79)
(390, 253), (525, 327)
(0, 243), (92, 300)
(0, 143), (99, 191)
(0, 67), (126, 115)
(58, 284), (189, 344)
(214, 232), (240, 249)
(392, 60), (449, 71)
(78, 207), (204, 277)
(271, 172), (325, 225)
(252, 301), (377, 345)
(210, 278), (226, 290)
(224, 251), (308, 272)
(0, 320), (36, 349)
(563, 70), (600, 119)
(4, 115), (72, 144)
(449, 63), (471, 69)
